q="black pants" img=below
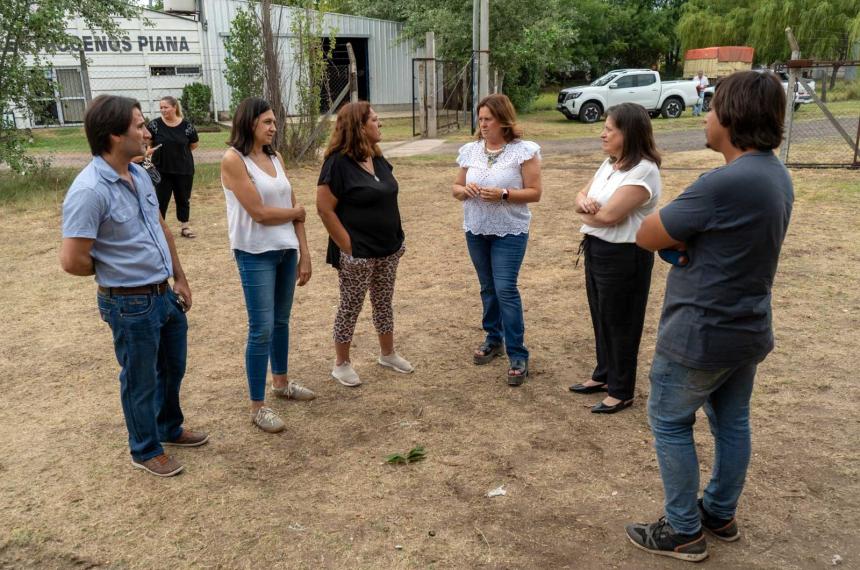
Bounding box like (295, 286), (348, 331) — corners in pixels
(155, 172), (194, 223)
(583, 235), (654, 401)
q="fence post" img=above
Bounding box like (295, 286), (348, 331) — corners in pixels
(417, 60), (427, 137)
(346, 42), (358, 103)
(781, 27), (801, 163)
(426, 32), (437, 138)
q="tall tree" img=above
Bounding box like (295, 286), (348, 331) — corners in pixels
(0, 0), (138, 171)
(678, 0), (860, 88)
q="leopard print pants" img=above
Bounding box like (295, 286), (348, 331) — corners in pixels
(333, 246), (405, 344)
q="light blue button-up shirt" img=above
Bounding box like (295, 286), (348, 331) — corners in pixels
(62, 157), (173, 287)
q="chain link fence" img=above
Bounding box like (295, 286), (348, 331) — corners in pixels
(781, 63), (860, 168)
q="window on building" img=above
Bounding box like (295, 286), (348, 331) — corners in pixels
(176, 66), (201, 75)
(150, 66), (176, 76)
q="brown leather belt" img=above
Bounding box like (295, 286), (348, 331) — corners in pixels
(98, 280), (169, 296)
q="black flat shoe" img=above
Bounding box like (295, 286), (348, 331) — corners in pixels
(591, 399), (633, 414)
(569, 382), (608, 394)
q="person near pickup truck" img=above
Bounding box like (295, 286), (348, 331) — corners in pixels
(693, 71), (709, 117)
(569, 102), (661, 414)
(451, 94), (542, 386)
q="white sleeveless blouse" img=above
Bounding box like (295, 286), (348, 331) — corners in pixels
(222, 148), (300, 253)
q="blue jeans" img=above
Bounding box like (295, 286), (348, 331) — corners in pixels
(97, 288), (188, 462)
(465, 231), (529, 361)
(235, 249), (297, 401)
(693, 94), (704, 116)
(648, 352), (758, 534)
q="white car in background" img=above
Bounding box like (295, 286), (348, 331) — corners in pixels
(702, 70), (815, 112)
(556, 69), (700, 123)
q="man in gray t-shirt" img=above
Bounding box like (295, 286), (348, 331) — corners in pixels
(624, 71), (794, 562)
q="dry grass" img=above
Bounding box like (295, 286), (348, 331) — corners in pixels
(0, 149), (858, 569)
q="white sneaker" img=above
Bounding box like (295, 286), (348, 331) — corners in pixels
(332, 362), (361, 387)
(271, 380), (316, 401)
(251, 406), (285, 433)
(378, 352), (414, 373)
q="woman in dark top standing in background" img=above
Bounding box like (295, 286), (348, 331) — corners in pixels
(316, 101), (413, 388)
(148, 96), (199, 238)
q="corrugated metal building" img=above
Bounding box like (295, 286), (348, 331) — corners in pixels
(12, 1), (418, 128)
(202, 0), (420, 117)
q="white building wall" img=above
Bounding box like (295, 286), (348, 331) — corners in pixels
(15, 9), (205, 128)
(202, 0), (421, 116)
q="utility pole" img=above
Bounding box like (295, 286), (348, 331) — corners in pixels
(471, 0), (479, 133)
(479, 0), (489, 100)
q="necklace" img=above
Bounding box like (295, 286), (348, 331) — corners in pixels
(359, 158), (379, 182)
(484, 141), (506, 168)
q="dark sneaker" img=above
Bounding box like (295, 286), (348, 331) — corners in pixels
(131, 454), (184, 477)
(698, 499), (740, 542)
(626, 517), (708, 562)
(162, 428), (210, 447)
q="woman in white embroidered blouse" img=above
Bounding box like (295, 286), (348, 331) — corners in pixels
(568, 103), (662, 414)
(451, 94), (542, 386)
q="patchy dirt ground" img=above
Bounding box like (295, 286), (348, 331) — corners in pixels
(0, 147), (858, 569)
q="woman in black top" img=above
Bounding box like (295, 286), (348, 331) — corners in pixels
(147, 96), (199, 238)
(317, 102), (413, 387)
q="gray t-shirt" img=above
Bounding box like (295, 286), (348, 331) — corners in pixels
(655, 151), (794, 369)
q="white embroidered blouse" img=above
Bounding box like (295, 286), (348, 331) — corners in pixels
(456, 139), (541, 236)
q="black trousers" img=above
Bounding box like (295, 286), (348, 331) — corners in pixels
(155, 172), (194, 223)
(583, 235), (654, 401)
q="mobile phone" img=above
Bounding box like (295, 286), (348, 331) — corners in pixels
(659, 248), (689, 267)
(177, 295), (189, 312)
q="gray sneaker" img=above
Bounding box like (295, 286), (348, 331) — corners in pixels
(131, 454), (184, 477)
(251, 406), (286, 433)
(332, 362), (361, 387)
(271, 381), (316, 401)
(378, 352), (414, 373)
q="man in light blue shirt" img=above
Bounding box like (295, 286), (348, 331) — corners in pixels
(61, 95), (208, 477)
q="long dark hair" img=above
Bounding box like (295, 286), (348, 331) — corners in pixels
(228, 97), (276, 156)
(606, 103), (661, 171)
(324, 101), (382, 161)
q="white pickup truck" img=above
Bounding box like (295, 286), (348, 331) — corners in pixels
(556, 69), (700, 123)
(702, 70), (815, 112)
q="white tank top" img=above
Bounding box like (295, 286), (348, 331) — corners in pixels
(222, 148), (300, 254)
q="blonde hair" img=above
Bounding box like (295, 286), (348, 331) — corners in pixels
(160, 96), (183, 119)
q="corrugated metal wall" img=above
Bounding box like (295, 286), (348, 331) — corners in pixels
(202, 0), (422, 115)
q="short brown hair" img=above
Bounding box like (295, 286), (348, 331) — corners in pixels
(84, 95), (142, 156)
(476, 94), (523, 142)
(324, 101), (382, 161)
(711, 71), (785, 151)
(606, 103), (662, 170)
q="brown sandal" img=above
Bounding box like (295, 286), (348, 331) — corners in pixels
(180, 227), (196, 239)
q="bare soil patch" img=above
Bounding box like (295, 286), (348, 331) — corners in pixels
(1, 149), (858, 569)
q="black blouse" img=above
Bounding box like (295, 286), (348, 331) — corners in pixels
(318, 152), (405, 268)
(147, 118), (199, 175)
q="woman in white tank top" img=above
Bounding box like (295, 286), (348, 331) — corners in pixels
(220, 97), (315, 434)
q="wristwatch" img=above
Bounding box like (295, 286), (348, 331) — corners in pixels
(501, 188), (509, 201)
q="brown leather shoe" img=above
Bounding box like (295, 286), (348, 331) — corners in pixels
(162, 428), (210, 447)
(131, 454), (184, 477)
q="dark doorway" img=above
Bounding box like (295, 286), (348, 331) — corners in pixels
(321, 37), (369, 112)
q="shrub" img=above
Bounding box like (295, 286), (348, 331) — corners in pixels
(181, 82), (212, 125)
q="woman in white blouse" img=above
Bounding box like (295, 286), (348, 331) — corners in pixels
(451, 94), (542, 386)
(569, 102), (662, 414)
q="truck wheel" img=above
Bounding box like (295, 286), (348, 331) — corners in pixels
(579, 102), (602, 123)
(702, 95), (711, 113)
(661, 97), (683, 119)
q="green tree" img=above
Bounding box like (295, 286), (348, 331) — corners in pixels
(0, 0), (139, 171)
(678, 0), (860, 88)
(223, 5), (265, 112)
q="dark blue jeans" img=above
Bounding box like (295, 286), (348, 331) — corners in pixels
(98, 288), (188, 462)
(648, 353), (759, 534)
(234, 249), (297, 401)
(465, 231), (529, 361)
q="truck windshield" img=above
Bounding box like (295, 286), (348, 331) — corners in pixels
(591, 73), (619, 87)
